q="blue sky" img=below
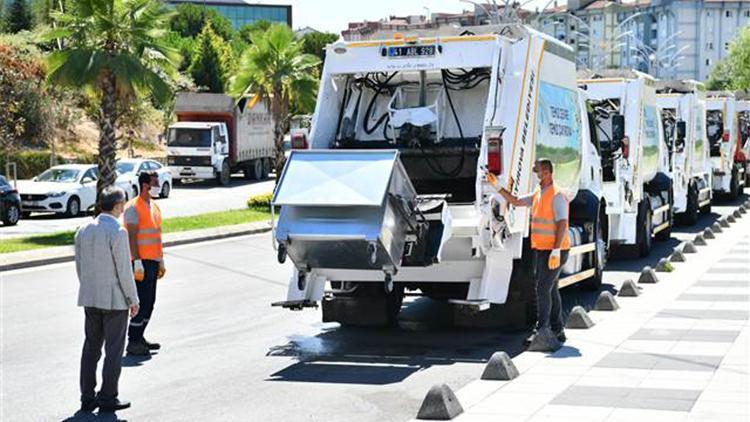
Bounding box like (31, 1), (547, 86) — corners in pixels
(260, 0), (567, 33)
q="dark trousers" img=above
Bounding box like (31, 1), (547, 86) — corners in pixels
(128, 259), (159, 343)
(534, 249), (569, 332)
(80, 307), (129, 404)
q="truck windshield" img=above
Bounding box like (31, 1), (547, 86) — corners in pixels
(168, 128), (212, 147)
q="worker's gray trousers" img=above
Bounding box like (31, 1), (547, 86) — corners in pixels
(533, 249), (569, 332)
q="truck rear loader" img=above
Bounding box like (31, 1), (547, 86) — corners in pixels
(270, 26), (607, 328)
(706, 91), (745, 200)
(167, 92), (274, 185)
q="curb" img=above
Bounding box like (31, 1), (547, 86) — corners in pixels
(0, 224), (272, 272)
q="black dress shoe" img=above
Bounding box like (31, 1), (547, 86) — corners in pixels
(126, 341), (150, 356)
(99, 398), (131, 412)
(80, 399), (98, 412)
(142, 338), (161, 350)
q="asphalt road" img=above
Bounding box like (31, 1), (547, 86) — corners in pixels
(0, 194), (746, 422)
(0, 177), (275, 239)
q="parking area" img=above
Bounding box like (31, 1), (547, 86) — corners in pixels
(0, 176), (275, 239)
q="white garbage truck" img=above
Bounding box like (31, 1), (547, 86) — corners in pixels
(706, 91), (744, 199)
(656, 80), (712, 225)
(735, 97), (750, 187)
(166, 92), (274, 185)
(270, 26), (607, 328)
(578, 70), (674, 257)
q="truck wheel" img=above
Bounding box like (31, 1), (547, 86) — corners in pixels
(580, 210), (606, 291)
(159, 182), (171, 199)
(637, 202), (653, 258)
(322, 282), (404, 327)
(217, 161), (230, 186)
(253, 159), (263, 180)
(677, 182), (699, 226)
(262, 158), (272, 179)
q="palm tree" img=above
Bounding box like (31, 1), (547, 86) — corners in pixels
(44, 0), (178, 198)
(229, 23), (320, 178)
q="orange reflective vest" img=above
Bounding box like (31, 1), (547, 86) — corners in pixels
(126, 197), (163, 260)
(530, 184), (570, 251)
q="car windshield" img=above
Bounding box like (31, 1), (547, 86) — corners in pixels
(168, 128), (212, 147)
(116, 162), (137, 174)
(36, 168), (80, 183)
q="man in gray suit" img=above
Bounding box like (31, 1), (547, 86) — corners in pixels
(75, 186), (140, 413)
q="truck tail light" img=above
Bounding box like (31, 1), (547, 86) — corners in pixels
(291, 133), (308, 149)
(622, 143), (629, 160)
(487, 136), (503, 175)
(722, 133), (730, 143)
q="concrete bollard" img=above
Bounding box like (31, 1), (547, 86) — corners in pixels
(694, 234), (708, 245)
(740, 206), (748, 214)
(618, 279), (641, 297)
(594, 291), (620, 311)
(670, 248), (686, 263)
(703, 228), (716, 239)
(720, 217), (730, 228)
(639, 266), (659, 283)
(727, 215), (736, 223)
(655, 258), (673, 272)
(733, 210), (742, 218)
(565, 306), (595, 329)
(417, 384), (464, 420)
(481, 352), (519, 381)
(682, 241), (698, 253)
(711, 222), (723, 233)
(527, 327), (562, 352)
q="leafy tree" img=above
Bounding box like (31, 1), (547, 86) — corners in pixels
(164, 30), (194, 71)
(3, 0), (32, 33)
(189, 22), (232, 93)
(170, 3), (233, 41)
(229, 24), (320, 178)
(237, 19), (270, 44)
(707, 26), (750, 91)
(301, 31), (338, 65)
(45, 0), (179, 199)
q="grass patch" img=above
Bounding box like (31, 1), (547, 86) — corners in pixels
(0, 208), (271, 254)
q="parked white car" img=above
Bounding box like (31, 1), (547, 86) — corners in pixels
(116, 158), (173, 199)
(17, 164), (131, 217)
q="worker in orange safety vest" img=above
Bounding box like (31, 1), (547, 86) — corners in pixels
(487, 158), (571, 351)
(123, 172), (165, 356)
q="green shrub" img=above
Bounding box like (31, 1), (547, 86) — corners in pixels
(0, 150), (97, 179)
(247, 192), (273, 210)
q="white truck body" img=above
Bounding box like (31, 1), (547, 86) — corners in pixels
(737, 99), (750, 186)
(579, 71), (673, 253)
(271, 26), (606, 326)
(706, 92), (744, 197)
(656, 80), (712, 221)
(167, 93), (274, 185)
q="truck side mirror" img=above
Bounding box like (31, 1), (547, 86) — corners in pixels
(611, 114), (625, 142)
(676, 121), (687, 141)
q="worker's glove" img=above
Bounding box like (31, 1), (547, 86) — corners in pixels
(548, 249), (561, 270)
(157, 259), (166, 280)
(133, 259), (145, 282)
(486, 171), (500, 190)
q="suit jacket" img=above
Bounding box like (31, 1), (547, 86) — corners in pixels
(75, 213), (139, 310)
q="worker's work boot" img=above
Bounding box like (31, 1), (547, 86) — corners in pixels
(142, 338), (161, 350)
(526, 327), (562, 353)
(126, 340), (151, 356)
(554, 329), (567, 343)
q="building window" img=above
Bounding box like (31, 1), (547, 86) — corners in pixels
(745, 11), (750, 17)
(707, 42), (714, 50)
(706, 11), (711, 17)
(725, 42), (730, 50)
(706, 59), (711, 66)
(726, 10), (732, 18)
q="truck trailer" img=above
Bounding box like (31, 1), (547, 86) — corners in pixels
(167, 93), (274, 185)
(706, 91), (745, 199)
(270, 26), (607, 328)
(578, 70), (674, 257)
(656, 80), (712, 225)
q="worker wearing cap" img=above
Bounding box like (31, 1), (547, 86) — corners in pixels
(123, 172), (166, 356)
(487, 158), (570, 349)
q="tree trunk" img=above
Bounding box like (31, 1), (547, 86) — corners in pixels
(96, 72), (118, 208)
(270, 92), (290, 185)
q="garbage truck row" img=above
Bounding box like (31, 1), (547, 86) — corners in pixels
(265, 25), (746, 328)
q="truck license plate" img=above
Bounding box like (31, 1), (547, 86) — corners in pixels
(387, 45), (437, 58)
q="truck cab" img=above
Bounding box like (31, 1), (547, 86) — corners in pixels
(167, 121), (229, 182)
(579, 70), (673, 257)
(656, 80), (712, 225)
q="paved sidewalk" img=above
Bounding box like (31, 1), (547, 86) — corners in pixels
(413, 210), (749, 422)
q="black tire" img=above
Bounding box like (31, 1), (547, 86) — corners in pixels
(159, 182), (171, 199)
(216, 161), (230, 186)
(637, 201), (653, 258)
(65, 196), (81, 218)
(324, 282), (404, 327)
(580, 209), (606, 291)
(2, 203), (20, 226)
(677, 182), (699, 226)
(262, 158), (272, 179)
(729, 167), (740, 200)
(253, 159), (263, 180)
